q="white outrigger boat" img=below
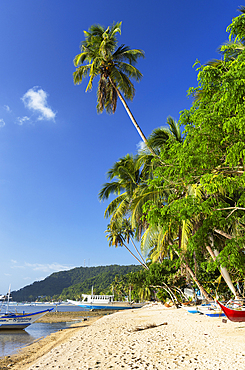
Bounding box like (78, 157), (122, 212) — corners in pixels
(0, 287), (53, 330)
(0, 309), (54, 330)
(182, 302), (225, 317)
(68, 293), (143, 310)
(197, 302), (225, 317)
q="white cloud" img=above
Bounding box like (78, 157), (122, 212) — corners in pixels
(4, 105), (11, 112)
(16, 116), (30, 125)
(0, 119), (5, 128)
(24, 262), (74, 273)
(22, 87), (56, 121)
(137, 141), (147, 152)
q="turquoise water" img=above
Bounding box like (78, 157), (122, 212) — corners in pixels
(0, 304), (88, 358)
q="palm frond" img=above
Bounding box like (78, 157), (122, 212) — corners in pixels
(166, 116), (182, 142)
(115, 62), (143, 82)
(104, 82), (118, 114)
(147, 127), (170, 150)
(103, 193), (128, 218)
(73, 65), (92, 85)
(111, 68), (135, 99)
(113, 45), (144, 64)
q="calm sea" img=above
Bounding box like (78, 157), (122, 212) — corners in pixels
(0, 304), (88, 358)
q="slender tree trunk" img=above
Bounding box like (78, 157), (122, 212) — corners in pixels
(129, 236), (149, 270)
(150, 284), (179, 308)
(108, 77), (157, 156)
(206, 243), (240, 299)
(214, 229), (233, 240)
(108, 77), (147, 142)
(176, 227), (212, 301)
(179, 252), (212, 301)
(122, 242), (148, 270)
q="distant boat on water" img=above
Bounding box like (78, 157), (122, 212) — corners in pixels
(67, 293), (143, 310)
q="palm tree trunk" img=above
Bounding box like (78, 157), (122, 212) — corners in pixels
(206, 245), (240, 298)
(129, 236), (149, 269)
(122, 242), (148, 270)
(175, 250), (212, 301)
(108, 76), (147, 142)
(108, 77), (157, 156)
(177, 227), (211, 301)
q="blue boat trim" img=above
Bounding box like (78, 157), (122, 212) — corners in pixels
(2, 308), (54, 319)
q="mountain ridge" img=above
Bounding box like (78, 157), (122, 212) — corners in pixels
(11, 264), (142, 301)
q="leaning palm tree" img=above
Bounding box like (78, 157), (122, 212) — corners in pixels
(105, 220), (148, 269)
(73, 22), (147, 143)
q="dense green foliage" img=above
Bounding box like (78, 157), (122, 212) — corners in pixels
(99, 9), (245, 302)
(145, 10), (245, 276)
(11, 265), (142, 302)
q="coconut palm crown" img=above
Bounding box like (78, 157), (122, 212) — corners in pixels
(73, 22), (147, 142)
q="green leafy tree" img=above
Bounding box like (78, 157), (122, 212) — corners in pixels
(144, 9), (245, 298)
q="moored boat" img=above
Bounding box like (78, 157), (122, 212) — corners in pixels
(67, 294), (144, 310)
(217, 300), (245, 322)
(0, 308), (54, 330)
(0, 286), (53, 330)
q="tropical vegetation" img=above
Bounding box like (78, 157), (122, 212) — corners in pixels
(98, 8), (245, 303)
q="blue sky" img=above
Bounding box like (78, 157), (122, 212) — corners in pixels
(0, 0), (240, 293)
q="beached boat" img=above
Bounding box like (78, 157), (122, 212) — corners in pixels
(67, 294), (144, 310)
(182, 305), (199, 314)
(217, 300), (245, 322)
(197, 302), (225, 317)
(182, 302), (225, 316)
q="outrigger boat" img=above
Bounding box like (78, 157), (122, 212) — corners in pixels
(0, 287), (53, 330)
(67, 295), (143, 310)
(197, 302), (225, 317)
(0, 309), (54, 330)
(217, 300), (245, 322)
(68, 286), (144, 310)
(182, 302), (225, 317)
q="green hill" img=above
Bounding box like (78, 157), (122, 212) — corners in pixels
(11, 265), (142, 302)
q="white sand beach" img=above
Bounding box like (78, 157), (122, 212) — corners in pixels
(11, 304), (245, 369)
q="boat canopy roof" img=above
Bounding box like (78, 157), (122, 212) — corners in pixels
(82, 294), (114, 303)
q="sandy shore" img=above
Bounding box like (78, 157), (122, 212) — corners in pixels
(2, 304), (245, 369)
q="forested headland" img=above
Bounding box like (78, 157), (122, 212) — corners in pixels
(11, 265), (141, 302)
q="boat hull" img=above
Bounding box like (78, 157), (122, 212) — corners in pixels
(197, 305), (225, 317)
(67, 300), (143, 310)
(217, 301), (245, 322)
(0, 308), (53, 330)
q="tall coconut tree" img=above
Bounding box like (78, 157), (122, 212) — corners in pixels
(73, 22), (147, 143)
